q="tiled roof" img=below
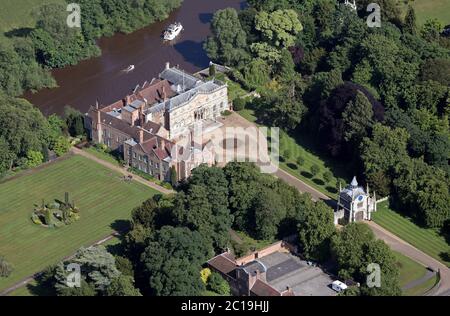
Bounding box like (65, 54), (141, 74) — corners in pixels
(251, 280), (281, 297)
(208, 253), (237, 275)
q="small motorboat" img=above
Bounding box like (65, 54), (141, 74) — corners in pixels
(163, 22), (183, 41)
(125, 65), (135, 72)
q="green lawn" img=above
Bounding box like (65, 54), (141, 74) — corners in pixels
(0, 0), (65, 33)
(373, 201), (450, 267)
(237, 108), (347, 198)
(397, 0), (450, 26)
(404, 274), (438, 296)
(394, 251), (426, 287)
(0, 155), (158, 291)
(83, 147), (123, 167)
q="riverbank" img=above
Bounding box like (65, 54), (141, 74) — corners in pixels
(22, 0), (244, 115)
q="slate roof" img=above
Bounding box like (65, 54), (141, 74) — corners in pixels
(159, 67), (201, 90)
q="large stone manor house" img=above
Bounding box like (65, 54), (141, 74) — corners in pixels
(85, 63), (229, 182)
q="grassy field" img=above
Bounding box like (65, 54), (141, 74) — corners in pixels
(237, 108), (347, 198)
(0, 0), (65, 34)
(0, 154), (158, 291)
(393, 250), (439, 296)
(397, 0), (450, 26)
(373, 201), (450, 267)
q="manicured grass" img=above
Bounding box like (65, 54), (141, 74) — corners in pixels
(372, 201), (450, 267)
(84, 147), (122, 167)
(394, 251), (427, 288)
(237, 108), (347, 198)
(397, 0), (450, 26)
(404, 274), (438, 296)
(0, 155), (158, 291)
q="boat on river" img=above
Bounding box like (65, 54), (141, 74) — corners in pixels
(125, 65), (135, 72)
(163, 22), (183, 41)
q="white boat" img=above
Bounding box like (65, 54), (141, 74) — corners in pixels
(163, 22), (183, 41)
(125, 65), (135, 72)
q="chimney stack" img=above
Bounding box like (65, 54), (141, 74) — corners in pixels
(165, 62), (170, 70)
(139, 106), (144, 127)
(162, 85), (167, 101)
(139, 129), (144, 144)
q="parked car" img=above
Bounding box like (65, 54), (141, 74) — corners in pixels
(331, 280), (348, 293)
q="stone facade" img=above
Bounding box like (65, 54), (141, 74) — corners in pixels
(85, 63), (227, 182)
(334, 177), (377, 225)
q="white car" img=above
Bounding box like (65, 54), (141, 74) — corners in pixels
(331, 280), (348, 292)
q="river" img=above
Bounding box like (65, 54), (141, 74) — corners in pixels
(23, 0), (245, 115)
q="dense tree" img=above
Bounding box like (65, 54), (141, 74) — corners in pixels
(421, 19), (442, 42)
(0, 94), (50, 162)
(331, 223), (401, 296)
(0, 137), (14, 176)
(140, 226), (211, 296)
(255, 9), (303, 48)
(342, 91), (374, 145)
(205, 8), (250, 68)
(360, 124), (409, 178)
(297, 201), (335, 261)
(52, 246), (121, 295)
(106, 275), (142, 296)
(420, 58), (450, 86)
(208, 272), (231, 296)
(403, 5), (417, 35)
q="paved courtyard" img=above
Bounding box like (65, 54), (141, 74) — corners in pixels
(257, 252), (336, 296)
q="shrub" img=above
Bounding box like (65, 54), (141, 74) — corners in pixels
(26, 150), (44, 168)
(208, 272), (230, 296)
(200, 268), (212, 285)
(296, 156), (305, 166)
(310, 164), (320, 177)
(323, 170), (333, 183)
(283, 149), (292, 160)
(209, 63), (216, 77)
(53, 137), (71, 157)
(233, 98), (246, 111)
(0, 256), (13, 278)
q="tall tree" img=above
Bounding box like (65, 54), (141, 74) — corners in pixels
(297, 201), (335, 261)
(255, 9), (303, 47)
(205, 8), (250, 67)
(403, 5), (417, 35)
(342, 91), (374, 145)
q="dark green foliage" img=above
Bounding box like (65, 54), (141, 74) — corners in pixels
(140, 226), (211, 296)
(170, 165), (178, 187)
(233, 98), (246, 111)
(205, 8), (250, 68)
(208, 272), (230, 296)
(209, 64), (216, 77)
(64, 106), (85, 137)
(174, 165), (232, 250)
(297, 200), (335, 261)
(331, 223), (401, 296)
(58, 279), (97, 296)
(403, 5), (417, 35)
(0, 94), (50, 161)
(420, 58), (450, 86)
(106, 275), (142, 296)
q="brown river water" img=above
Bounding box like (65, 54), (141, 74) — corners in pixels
(23, 0), (245, 115)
